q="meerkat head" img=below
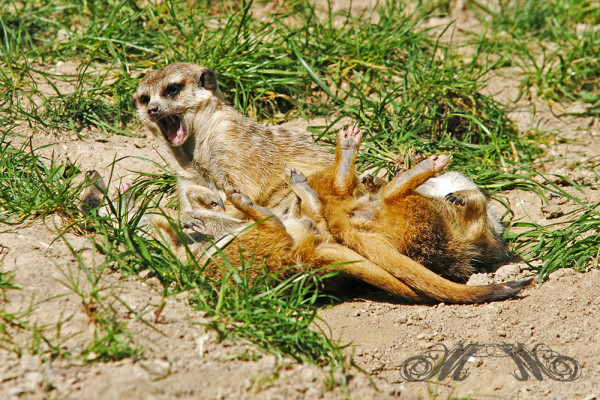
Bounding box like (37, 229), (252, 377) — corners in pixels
(133, 63), (220, 147)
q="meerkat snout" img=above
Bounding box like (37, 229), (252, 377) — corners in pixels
(146, 103), (161, 121)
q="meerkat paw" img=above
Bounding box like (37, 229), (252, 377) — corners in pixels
(445, 192), (466, 207)
(338, 123), (363, 152)
(428, 154), (452, 173)
(225, 186), (282, 225)
(284, 164), (308, 185)
(224, 186), (253, 207)
(182, 215), (206, 230)
(187, 186), (225, 210)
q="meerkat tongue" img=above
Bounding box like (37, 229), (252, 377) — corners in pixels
(162, 115), (185, 145)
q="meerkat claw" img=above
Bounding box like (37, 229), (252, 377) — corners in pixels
(445, 192), (466, 206)
(183, 216), (206, 230)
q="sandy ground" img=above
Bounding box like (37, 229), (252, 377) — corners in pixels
(1, 1), (600, 399)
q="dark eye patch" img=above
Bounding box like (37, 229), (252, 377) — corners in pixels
(162, 83), (184, 98)
(138, 95), (150, 105)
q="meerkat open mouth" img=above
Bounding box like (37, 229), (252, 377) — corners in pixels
(157, 115), (187, 146)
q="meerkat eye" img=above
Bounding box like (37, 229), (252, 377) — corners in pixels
(139, 95), (150, 105)
(163, 83), (184, 98)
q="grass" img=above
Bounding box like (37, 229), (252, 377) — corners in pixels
(0, 130), (350, 380)
(0, 0), (538, 171)
(0, 247), (16, 298)
(0, 244), (23, 355)
(0, 0), (598, 394)
(513, 200), (600, 280)
(0, 131), (83, 224)
(465, 0), (600, 114)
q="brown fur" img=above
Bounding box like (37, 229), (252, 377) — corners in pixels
(366, 170), (508, 279)
(79, 165), (529, 304)
(299, 126), (507, 283)
(131, 63), (514, 290)
(303, 126), (486, 282)
(133, 63), (507, 280)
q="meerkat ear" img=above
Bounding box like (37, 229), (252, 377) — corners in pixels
(197, 68), (218, 92)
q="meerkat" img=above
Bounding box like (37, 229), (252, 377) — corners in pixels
(294, 125), (509, 283)
(364, 169), (505, 243)
(132, 62), (332, 232)
(195, 184), (529, 304)
(132, 63), (505, 216)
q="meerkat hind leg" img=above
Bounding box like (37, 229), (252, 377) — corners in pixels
(284, 165), (332, 239)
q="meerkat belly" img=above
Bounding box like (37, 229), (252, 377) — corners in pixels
(347, 197), (379, 229)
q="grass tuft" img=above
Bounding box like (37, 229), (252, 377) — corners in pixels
(0, 131), (83, 224)
(513, 200), (600, 281)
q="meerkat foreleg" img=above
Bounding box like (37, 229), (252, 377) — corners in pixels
(186, 185), (225, 210)
(382, 155), (451, 202)
(445, 189), (489, 218)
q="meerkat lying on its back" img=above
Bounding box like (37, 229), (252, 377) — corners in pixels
(132, 62), (332, 236)
(290, 125), (508, 283)
(77, 163), (528, 304)
(194, 149), (529, 304)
